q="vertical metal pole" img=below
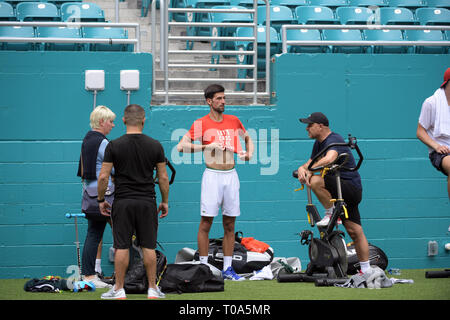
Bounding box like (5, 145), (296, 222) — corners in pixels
(115, 0), (119, 23)
(253, 0), (258, 105)
(136, 23), (140, 52)
(164, 0), (169, 105)
(151, 0), (156, 96)
(265, 1), (270, 97)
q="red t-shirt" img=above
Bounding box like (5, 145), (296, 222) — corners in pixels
(187, 114), (246, 154)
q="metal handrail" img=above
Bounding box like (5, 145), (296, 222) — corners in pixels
(152, 0), (271, 105)
(281, 24), (450, 53)
(0, 21), (140, 52)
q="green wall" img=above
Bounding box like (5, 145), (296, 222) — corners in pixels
(0, 51), (449, 279)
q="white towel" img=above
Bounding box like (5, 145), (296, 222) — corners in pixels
(430, 88), (450, 139)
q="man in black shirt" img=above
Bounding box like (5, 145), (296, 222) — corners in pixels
(97, 104), (169, 299)
(297, 112), (371, 274)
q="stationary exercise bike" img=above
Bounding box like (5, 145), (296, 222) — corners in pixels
(277, 135), (363, 286)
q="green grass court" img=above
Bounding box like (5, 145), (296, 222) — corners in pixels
(1, 269), (448, 301)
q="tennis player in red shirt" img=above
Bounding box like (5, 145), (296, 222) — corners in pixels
(177, 84), (254, 281)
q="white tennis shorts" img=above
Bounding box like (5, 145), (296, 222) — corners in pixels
(200, 167), (240, 217)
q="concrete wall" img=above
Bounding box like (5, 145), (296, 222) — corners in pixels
(0, 51), (449, 278)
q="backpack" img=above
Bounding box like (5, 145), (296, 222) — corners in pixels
(123, 241), (167, 294)
(194, 235), (274, 274)
(346, 242), (389, 275)
(159, 263), (224, 294)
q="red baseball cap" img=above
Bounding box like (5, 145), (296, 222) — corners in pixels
(441, 67), (450, 88)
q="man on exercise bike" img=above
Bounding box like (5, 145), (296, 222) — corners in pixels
(296, 112), (372, 274)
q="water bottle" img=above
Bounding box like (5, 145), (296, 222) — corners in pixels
(388, 268), (401, 275)
(428, 241), (438, 256)
(109, 246), (115, 263)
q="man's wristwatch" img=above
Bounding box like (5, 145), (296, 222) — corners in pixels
(97, 198), (105, 203)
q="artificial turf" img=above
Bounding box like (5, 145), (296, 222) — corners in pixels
(1, 269), (448, 301)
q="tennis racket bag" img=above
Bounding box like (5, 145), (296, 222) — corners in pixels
(159, 263), (224, 294)
(346, 242), (388, 275)
(194, 237), (274, 274)
(123, 241), (167, 294)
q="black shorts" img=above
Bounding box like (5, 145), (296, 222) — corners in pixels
(324, 175), (362, 226)
(429, 151), (449, 176)
(111, 198), (158, 249)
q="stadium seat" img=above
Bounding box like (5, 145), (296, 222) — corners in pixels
(257, 5), (295, 32)
(284, 28), (325, 53)
(185, 0), (231, 49)
(209, 5), (252, 64)
(376, 7), (417, 24)
(36, 26), (82, 51)
(270, 0), (308, 11)
(235, 25), (281, 90)
(47, 0), (82, 7)
(296, 6), (339, 24)
(322, 28), (366, 53)
(309, 0), (349, 10)
(0, 26), (35, 51)
(61, 2), (105, 22)
(386, 0), (426, 10)
(16, 2), (60, 21)
(82, 27), (132, 51)
(416, 7), (450, 25)
(347, 0), (388, 6)
(363, 29), (407, 53)
(229, 0), (265, 8)
(336, 6), (375, 24)
(404, 29), (447, 53)
(0, 2), (16, 21)
(425, 0), (450, 10)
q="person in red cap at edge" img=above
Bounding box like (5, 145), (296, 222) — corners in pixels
(296, 112), (372, 274)
(417, 68), (450, 199)
(177, 84), (254, 281)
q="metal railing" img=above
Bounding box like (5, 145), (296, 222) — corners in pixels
(281, 24), (450, 53)
(151, 0), (272, 105)
(0, 21), (141, 52)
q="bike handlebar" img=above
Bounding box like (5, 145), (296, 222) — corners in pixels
(307, 134), (363, 173)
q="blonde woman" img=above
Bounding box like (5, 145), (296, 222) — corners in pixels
(77, 105), (116, 288)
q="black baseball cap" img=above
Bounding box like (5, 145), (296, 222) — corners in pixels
(299, 112), (329, 126)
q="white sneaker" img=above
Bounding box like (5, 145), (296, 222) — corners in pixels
(148, 286), (165, 299)
(101, 286), (127, 300)
(316, 214), (342, 227)
(83, 275), (113, 289)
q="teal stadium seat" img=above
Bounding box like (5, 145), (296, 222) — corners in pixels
(376, 7), (417, 24)
(257, 5), (296, 32)
(209, 5), (252, 64)
(404, 29), (447, 53)
(322, 28), (366, 53)
(2, 0), (47, 8)
(61, 2), (105, 22)
(285, 28), (325, 53)
(270, 0), (308, 11)
(235, 25), (281, 90)
(82, 27), (132, 51)
(0, 2), (16, 21)
(416, 7), (450, 25)
(296, 5), (339, 24)
(36, 26), (82, 51)
(336, 6), (375, 24)
(46, 0), (82, 7)
(425, 0), (450, 10)
(363, 29), (406, 53)
(0, 26), (35, 50)
(347, 0), (388, 6)
(185, 0), (231, 49)
(229, 0), (265, 8)
(16, 2), (60, 21)
(309, 0), (350, 10)
(386, 0), (426, 10)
